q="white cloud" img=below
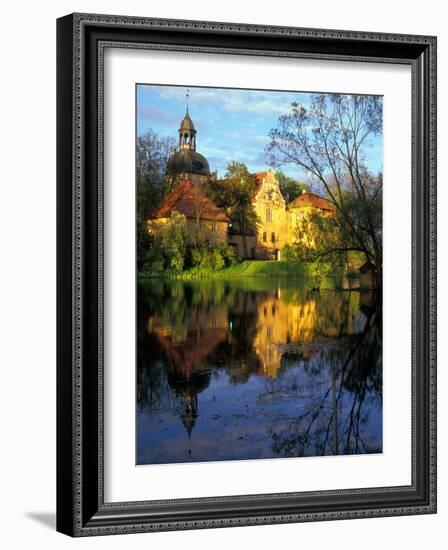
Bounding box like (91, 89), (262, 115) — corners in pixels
(155, 85), (298, 118)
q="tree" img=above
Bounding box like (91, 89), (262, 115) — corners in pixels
(266, 94), (383, 286)
(275, 171), (309, 204)
(202, 162), (259, 257)
(136, 130), (176, 208)
(157, 211), (188, 272)
(290, 211), (341, 260)
(136, 130), (176, 267)
(224, 161), (251, 178)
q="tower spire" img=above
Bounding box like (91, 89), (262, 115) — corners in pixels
(178, 92), (196, 151)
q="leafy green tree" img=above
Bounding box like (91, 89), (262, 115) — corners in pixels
(267, 94), (383, 286)
(275, 171), (309, 204)
(142, 211), (187, 273)
(187, 242), (239, 270)
(202, 162), (259, 257)
(157, 211), (188, 272)
(136, 130), (176, 203)
(291, 211), (340, 259)
(141, 236), (165, 273)
(224, 161), (251, 178)
(136, 130), (176, 268)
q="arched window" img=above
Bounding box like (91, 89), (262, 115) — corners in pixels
(262, 232), (267, 242)
(266, 208), (272, 222)
(271, 232), (276, 243)
(184, 132), (189, 145)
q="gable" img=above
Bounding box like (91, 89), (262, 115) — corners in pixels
(253, 170), (286, 208)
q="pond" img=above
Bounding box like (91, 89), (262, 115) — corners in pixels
(137, 277), (382, 465)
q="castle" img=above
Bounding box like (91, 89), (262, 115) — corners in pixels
(148, 107), (335, 260)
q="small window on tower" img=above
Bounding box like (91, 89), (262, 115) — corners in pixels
(266, 208), (272, 222)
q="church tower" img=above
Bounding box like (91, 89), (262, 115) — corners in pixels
(166, 93), (212, 186)
(178, 108), (197, 151)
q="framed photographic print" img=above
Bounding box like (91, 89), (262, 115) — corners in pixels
(57, 13), (437, 536)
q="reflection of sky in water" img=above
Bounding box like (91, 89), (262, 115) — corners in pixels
(137, 279), (382, 465)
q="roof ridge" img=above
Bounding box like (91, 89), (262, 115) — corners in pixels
(150, 178), (229, 222)
(288, 191), (336, 211)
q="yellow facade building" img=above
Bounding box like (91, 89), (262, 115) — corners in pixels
(228, 169), (335, 260)
(228, 170), (288, 260)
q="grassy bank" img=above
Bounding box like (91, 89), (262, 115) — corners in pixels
(138, 260), (343, 289)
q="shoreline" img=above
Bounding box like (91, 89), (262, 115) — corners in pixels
(137, 260), (373, 290)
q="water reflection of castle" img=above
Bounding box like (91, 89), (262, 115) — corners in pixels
(146, 286), (375, 438)
(148, 305), (227, 440)
(252, 290), (368, 377)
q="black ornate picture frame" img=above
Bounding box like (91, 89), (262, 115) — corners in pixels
(56, 13), (437, 536)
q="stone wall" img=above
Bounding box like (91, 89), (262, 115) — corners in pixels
(186, 218), (228, 246)
(228, 234), (257, 259)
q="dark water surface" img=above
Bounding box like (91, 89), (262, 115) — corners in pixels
(137, 278), (382, 465)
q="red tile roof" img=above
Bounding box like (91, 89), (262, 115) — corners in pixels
(151, 179), (230, 222)
(289, 191), (336, 213)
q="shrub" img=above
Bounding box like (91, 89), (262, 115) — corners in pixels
(212, 248), (226, 270)
(218, 242), (239, 266)
(141, 246), (165, 273)
(140, 211), (188, 273)
(187, 242), (240, 271)
(187, 244), (211, 269)
(281, 243), (311, 261)
(159, 212), (188, 272)
(188, 246), (203, 268)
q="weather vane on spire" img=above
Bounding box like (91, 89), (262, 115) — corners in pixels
(186, 88), (190, 114)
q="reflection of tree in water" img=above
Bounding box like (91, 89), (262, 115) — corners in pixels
(139, 283), (263, 439)
(137, 279), (382, 459)
(266, 295), (382, 457)
(208, 290), (262, 384)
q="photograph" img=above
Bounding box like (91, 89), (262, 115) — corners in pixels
(136, 84), (383, 465)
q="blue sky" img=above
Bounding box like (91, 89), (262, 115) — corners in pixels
(136, 84), (383, 181)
